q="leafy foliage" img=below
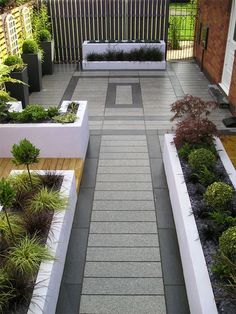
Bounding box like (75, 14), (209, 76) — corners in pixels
(67, 102), (79, 114)
(53, 112), (77, 123)
(12, 139), (40, 167)
(219, 227), (236, 262)
(0, 213), (24, 246)
(0, 178), (15, 208)
(22, 39), (39, 54)
(32, 2), (51, 43)
(38, 29), (51, 42)
(204, 182), (233, 209)
(8, 172), (41, 193)
(87, 47), (163, 61)
(47, 106), (59, 118)
(197, 167), (217, 187)
(171, 94), (217, 121)
(174, 117), (218, 148)
(12, 104), (48, 122)
(188, 148), (216, 170)
(4, 55), (25, 72)
(0, 269), (14, 313)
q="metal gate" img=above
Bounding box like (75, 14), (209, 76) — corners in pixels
(167, 0), (197, 60)
(44, 0), (169, 63)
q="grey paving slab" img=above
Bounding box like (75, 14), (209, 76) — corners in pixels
(90, 222), (157, 233)
(154, 188), (175, 229)
(94, 190), (154, 201)
(97, 166), (150, 174)
(80, 159), (98, 188)
(91, 210), (156, 222)
(82, 278), (164, 295)
(95, 182), (152, 191)
(56, 283), (81, 314)
(101, 140), (147, 146)
(96, 173), (152, 182)
(99, 152), (149, 159)
(98, 159), (150, 166)
(88, 234), (159, 247)
(86, 247), (160, 261)
(147, 134), (162, 158)
(72, 188), (94, 228)
(80, 295), (166, 314)
(84, 261), (162, 277)
(93, 200), (155, 211)
(116, 85), (133, 104)
(165, 285), (190, 314)
(100, 146), (148, 153)
(150, 158), (167, 188)
(86, 135), (101, 159)
(102, 135), (146, 141)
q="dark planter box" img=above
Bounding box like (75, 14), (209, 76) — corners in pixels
(22, 53), (42, 92)
(5, 67), (29, 108)
(40, 40), (54, 75)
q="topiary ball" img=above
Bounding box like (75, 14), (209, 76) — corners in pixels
(204, 182), (233, 209)
(38, 29), (51, 42)
(22, 39), (39, 54)
(188, 148), (216, 170)
(219, 226), (236, 262)
(4, 55), (24, 71)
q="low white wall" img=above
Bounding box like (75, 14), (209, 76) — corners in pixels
(0, 101), (89, 159)
(26, 170), (77, 314)
(163, 134), (218, 314)
(82, 40), (166, 70)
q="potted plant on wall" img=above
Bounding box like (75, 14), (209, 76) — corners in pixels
(4, 55), (29, 108)
(38, 29), (54, 75)
(21, 39), (42, 92)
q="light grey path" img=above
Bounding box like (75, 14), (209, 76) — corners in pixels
(79, 135), (166, 314)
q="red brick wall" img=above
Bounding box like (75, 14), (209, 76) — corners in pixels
(229, 54), (236, 115)
(194, 0), (232, 83)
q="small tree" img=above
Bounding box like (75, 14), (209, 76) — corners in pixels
(11, 139), (40, 188)
(0, 178), (16, 243)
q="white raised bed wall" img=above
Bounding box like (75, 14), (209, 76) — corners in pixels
(82, 40), (166, 70)
(163, 134), (219, 314)
(8, 170), (77, 314)
(0, 101), (89, 159)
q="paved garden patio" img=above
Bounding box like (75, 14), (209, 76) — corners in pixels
(29, 61), (233, 314)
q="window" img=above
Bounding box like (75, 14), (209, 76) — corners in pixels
(22, 7), (32, 38)
(5, 14), (19, 55)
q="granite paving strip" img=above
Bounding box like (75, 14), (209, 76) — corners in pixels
(80, 134), (166, 313)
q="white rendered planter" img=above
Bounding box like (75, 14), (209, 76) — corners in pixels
(6, 170), (77, 314)
(163, 134), (236, 314)
(0, 101), (89, 159)
(82, 40), (166, 70)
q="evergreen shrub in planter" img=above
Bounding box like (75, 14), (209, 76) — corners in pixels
(22, 39), (42, 92)
(4, 55), (29, 108)
(163, 95), (236, 314)
(38, 29), (54, 75)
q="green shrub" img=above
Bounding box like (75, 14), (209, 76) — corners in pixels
(0, 213), (25, 244)
(209, 211), (236, 229)
(219, 226), (236, 262)
(204, 182), (233, 209)
(0, 102), (10, 123)
(28, 187), (67, 213)
(47, 106), (59, 118)
(8, 172), (41, 193)
(198, 166), (217, 187)
(6, 235), (52, 276)
(4, 55), (24, 71)
(53, 113), (77, 124)
(14, 104), (48, 122)
(38, 29), (51, 42)
(188, 148), (216, 170)
(0, 269), (14, 313)
(22, 39), (39, 54)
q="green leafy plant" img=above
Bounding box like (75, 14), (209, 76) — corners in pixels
(0, 269), (15, 313)
(0, 101), (11, 123)
(188, 148), (216, 170)
(28, 187), (67, 213)
(4, 55), (25, 72)
(13, 104), (48, 122)
(209, 211), (236, 230)
(38, 29), (51, 42)
(197, 166), (217, 187)
(219, 226), (236, 262)
(0, 178), (16, 243)
(6, 235), (52, 277)
(169, 17), (181, 50)
(22, 39), (39, 54)
(204, 182), (233, 209)
(53, 112), (77, 124)
(11, 139), (40, 188)
(67, 102), (79, 114)
(47, 106), (59, 118)
(8, 172), (41, 193)
(32, 2), (51, 43)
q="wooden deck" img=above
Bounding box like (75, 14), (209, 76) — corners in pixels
(0, 158), (84, 191)
(220, 135), (236, 168)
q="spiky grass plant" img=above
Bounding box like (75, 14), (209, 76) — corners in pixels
(0, 268), (15, 312)
(38, 171), (62, 191)
(28, 187), (67, 213)
(0, 213), (25, 247)
(6, 236), (53, 277)
(8, 172), (41, 193)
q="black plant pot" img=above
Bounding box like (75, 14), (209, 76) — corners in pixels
(5, 67), (29, 108)
(40, 40), (54, 75)
(22, 53), (42, 92)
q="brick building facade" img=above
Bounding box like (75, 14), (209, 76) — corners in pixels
(194, 0), (236, 114)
